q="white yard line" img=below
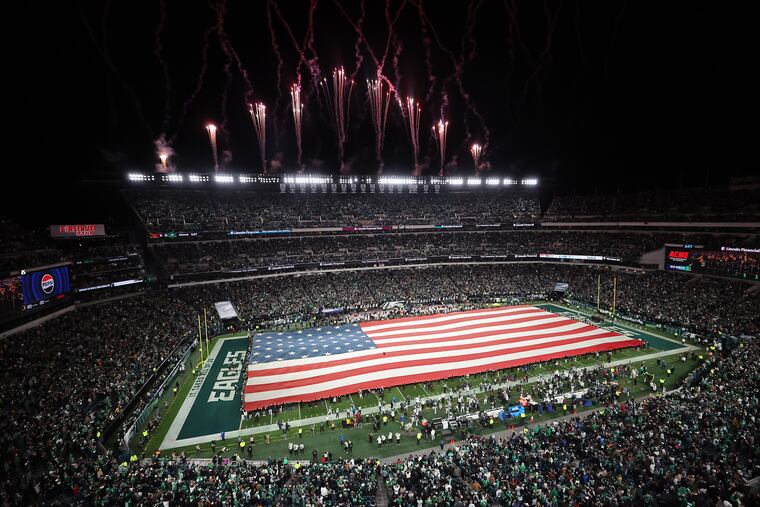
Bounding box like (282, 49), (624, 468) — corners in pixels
(160, 335), (246, 450)
(161, 306), (694, 451)
(160, 345), (690, 450)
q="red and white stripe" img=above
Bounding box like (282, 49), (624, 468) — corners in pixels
(243, 305), (643, 411)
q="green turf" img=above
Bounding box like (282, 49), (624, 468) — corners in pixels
(157, 354), (700, 460)
(146, 302), (699, 459)
(237, 342), (681, 433)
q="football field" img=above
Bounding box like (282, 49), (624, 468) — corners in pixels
(157, 302), (693, 453)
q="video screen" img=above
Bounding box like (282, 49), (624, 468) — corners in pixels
(695, 247), (759, 280)
(0, 276), (23, 322)
(20, 266), (71, 308)
(665, 245), (759, 281)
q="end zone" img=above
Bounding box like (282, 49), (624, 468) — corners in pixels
(161, 333), (249, 450)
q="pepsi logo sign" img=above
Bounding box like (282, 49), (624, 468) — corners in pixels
(40, 273), (55, 294)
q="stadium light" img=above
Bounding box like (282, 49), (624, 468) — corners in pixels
(289, 175), (331, 185)
(503, 178), (516, 185)
(379, 176), (417, 185)
(165, 174), (183, 183)
(214, 174), (234, 184)
(485, 177), (500, 186)
(522, 178), (538, 186)
(127, 172), (153, 182)
(467, 177), (482, 186)
(188, 174), (209, 183)
(239, 175), (255, 183)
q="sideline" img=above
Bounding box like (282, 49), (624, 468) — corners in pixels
(146, 386), (685, 466)
(160, 345), (688, 450)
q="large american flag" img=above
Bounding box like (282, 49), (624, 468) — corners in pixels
(244, 305), (643, 411)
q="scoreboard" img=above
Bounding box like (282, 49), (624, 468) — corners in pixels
(665, 244), (759, 280)
(664, 246), (698, 272)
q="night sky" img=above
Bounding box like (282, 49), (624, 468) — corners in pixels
(8, 1), (759, 204)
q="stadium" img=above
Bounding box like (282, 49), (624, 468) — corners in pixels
(5, 1), (760, 506)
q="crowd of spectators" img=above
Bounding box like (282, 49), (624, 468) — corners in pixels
(172, 264), (759, 337)
(544, 187), (760, 222)
(0, 237), (143, 275)
(6, 305), (754, 505)
(80, 456), (379, 506)
(1, 262), (758, 504)
(435, 336), (760, 506)
(127, 190), (541, 231)
(569, 269), (759, 337)
(0, 294), (201, 504)
(127, 187), (760, 231)
(150, 230), (740, 276)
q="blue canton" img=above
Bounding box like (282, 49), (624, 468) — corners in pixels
(249, 323), (376, 363)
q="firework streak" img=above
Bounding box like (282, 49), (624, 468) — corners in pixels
(433, 118), (448, 175)
(367, 79), (394, 168)
(205, 124), (218, 171)
(248, 102), (267, 172)
(290, 84), (304, 167)
(400, 97), (421, 170)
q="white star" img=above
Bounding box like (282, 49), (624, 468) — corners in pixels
(277, 358), (284, 361)
(277, 349), (284, 353)
(277, 332), (283, 335)
(297, 330), (303, 334)
(316, 328), (322, 331)
(307, 333), (313, 337)
(289, 351), (295, 355)
(312, 349), (319, 353)
(325, 352), (332, 356)
(264, 355), (271, 359)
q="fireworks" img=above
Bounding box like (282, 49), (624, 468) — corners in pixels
(153, 134), (175, 173)
(433, 119), (448, 176)
(319, 67), (354, 164)
(248, 102), (267, 173)
(205, 123), (218, 171)
(290, 84), (304, 169)
(367, 79), (394, 171)
(399, 97), (422, 171)
(470, 143), (481, 173)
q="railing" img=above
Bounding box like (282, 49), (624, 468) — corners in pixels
(104, 330), (194, 445)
